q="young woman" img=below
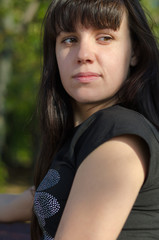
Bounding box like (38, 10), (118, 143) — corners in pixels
(31, 0), (159, 239)
(0, 0), (159, 240)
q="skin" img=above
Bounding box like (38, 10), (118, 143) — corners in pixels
(0, 11), (148, 240)
(0, 187), (34, 222)
(56, 11), (137, 122)
(54, 11), (148, 240)
(54, 136), (148, 240)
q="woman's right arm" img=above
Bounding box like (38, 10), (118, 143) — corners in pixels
(0, 186), (34, 222)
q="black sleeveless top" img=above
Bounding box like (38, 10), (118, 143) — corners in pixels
(34, 105), (159, 240)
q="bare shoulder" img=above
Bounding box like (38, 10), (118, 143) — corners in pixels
(78, 134), (149, 186)
(55, 135), (149, 240)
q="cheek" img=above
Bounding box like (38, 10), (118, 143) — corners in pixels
(56, 60), (71, 91)
(56, 55), (66, 79)
(111, 47), (132, 78)
(100, 51), (132, 89)
(56, 50), (72, 78)
(56, 53), (63, 72)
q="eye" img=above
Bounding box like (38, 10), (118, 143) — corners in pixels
(98, 35), (113, 43)
(62, 37), (77, 45)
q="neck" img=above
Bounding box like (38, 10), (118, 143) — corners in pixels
(73, 100), (117, 126)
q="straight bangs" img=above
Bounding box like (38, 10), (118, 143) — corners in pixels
(47, 0), (125, 37)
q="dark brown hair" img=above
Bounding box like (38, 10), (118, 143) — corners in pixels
(31, 0), (159, 239)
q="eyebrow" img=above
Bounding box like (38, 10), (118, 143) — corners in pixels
(57, 28), (118, 36)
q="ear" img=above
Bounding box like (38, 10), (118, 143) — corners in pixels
(130, 51), (138, 67)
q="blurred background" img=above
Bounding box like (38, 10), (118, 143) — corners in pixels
(0, 0), (159, 193)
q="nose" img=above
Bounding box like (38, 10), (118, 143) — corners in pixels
(77, 40), (95, 64)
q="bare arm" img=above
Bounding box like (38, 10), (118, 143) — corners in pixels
(0, 186), (34, 222)
(55, 135), (148, 240)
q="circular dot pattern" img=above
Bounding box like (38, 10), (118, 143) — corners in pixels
(34, 192), (60, 228)
(43, 231), (54, 240)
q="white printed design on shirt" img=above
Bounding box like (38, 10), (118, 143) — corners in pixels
(34, 169), (61, 239)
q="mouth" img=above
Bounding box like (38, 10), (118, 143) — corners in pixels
(72, 72), (101, 83)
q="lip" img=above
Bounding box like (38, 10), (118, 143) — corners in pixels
(72, 72), (101, 83)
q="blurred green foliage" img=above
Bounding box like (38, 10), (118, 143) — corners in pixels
(0, 0), (49, 189)
(0, 0), (159, 189)
(141, 0), (159, 37)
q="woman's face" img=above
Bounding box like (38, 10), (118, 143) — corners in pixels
(56, 11), (136, 109)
